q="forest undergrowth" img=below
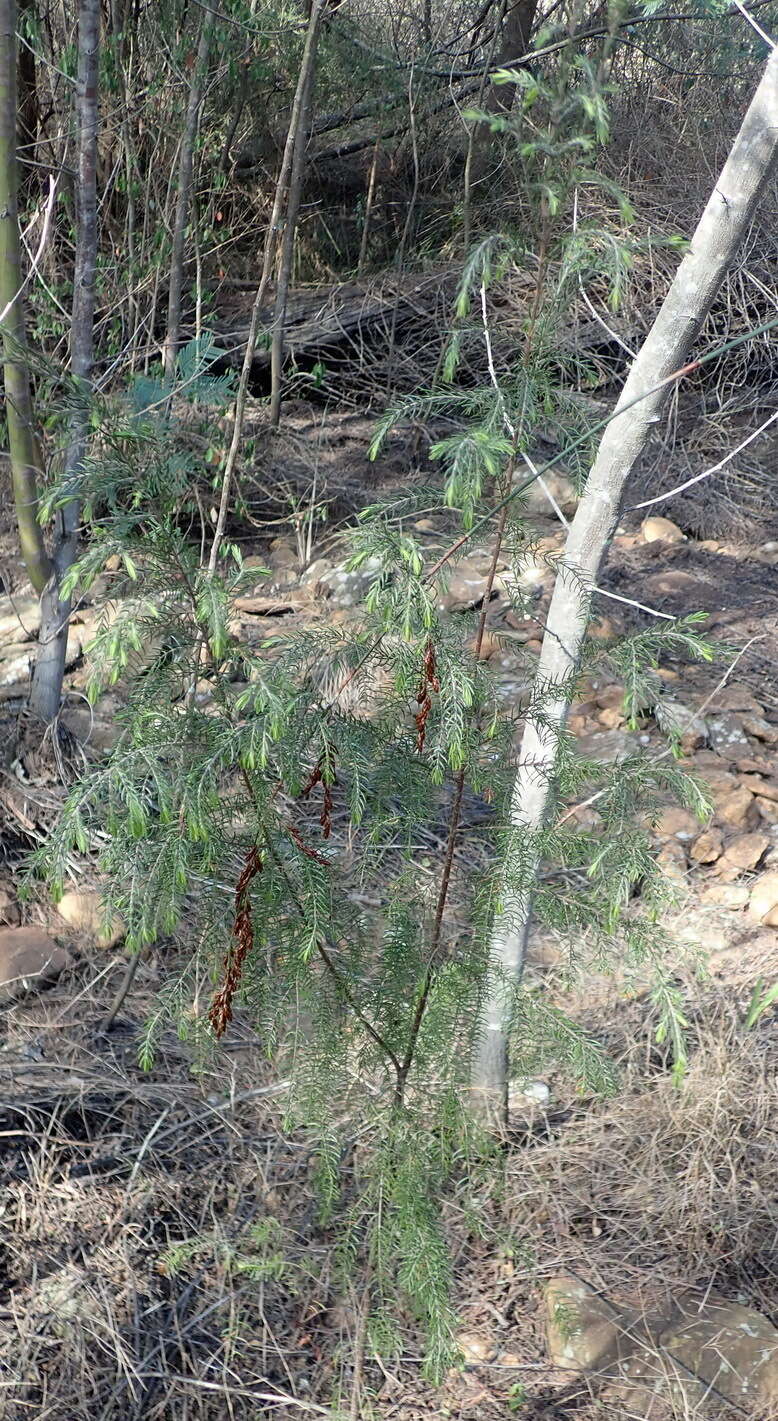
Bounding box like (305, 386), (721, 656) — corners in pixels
(2, 1), (778, 1416)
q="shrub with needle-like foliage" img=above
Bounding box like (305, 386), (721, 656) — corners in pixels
(32, 27), (718, 1374)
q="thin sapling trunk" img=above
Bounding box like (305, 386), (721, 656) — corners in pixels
(0, 0), (52, 596)
(29, 0), (100, 723)
(162, 8), (214, 382)
(268, 0), (323, 428)
(208, 0), (326, 572)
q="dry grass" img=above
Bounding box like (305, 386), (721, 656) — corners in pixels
(434, 982), (778, 1421)
(505, 994), (778, 1300)
(0, 958), (333, 1420)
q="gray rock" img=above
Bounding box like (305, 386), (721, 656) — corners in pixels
(320, 556), (383, 608)
(660, 1297), (778, 1412)
(267, 538), (298, 569)
(510, 1079), (551, 1107)
(546, 1277), (644, 1372)
(0, 927), (73, 1002)
(576, 729), (640, 764)
(0, 630), (79, 685)
(654, 699), (707, 747)
(438, 555), (493, 612)
(268, 567), (298, 590)
(709, 714), (751, 756)
(709, 683), (764, 714)
(0, 645), (32, 686)
(493, 659), (534, 706)
(517, 470), (578, 519)
(740, 713), (778, 746)
(301, 557), (334, 588)
(545, 1277), (778, 1414)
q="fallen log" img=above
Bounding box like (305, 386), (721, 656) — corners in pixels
(197, 268), (461, 371)
(191, 265), (634, 401)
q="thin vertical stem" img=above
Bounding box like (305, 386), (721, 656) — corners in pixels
(356, 136), (381, 277)
(29, 0), (100, 722)
(269, 0), (323, 428)
(207, 1), (324, 574)
(394, 487), (513, 1107)
(162, 8), (214, 382)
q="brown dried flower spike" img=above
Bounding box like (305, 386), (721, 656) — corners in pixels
(414, 639), (440, 753)
(299, 750), (336, 839)
(288, 824), (330, 865)
(208, 846), (263, 1038)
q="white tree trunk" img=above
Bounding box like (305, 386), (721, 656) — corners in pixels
(471, 48), (778, 1123)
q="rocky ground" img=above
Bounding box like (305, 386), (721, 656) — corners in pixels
(1, 448), (778, 1418)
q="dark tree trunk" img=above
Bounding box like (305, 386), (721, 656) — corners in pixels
(484, 0), (539, 114)
(17, 0), (39, 168)
(467, 0), (539, 191)
(29, 0), (100, 723)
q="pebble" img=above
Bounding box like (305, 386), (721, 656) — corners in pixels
(708, 715), (751, 756)
(56, 890), (126, 948)
(513, 1079), (551, 1106)
(641, 516), (684, 543)
(748, 871), (778, 924)
(690, 828), (724, 864)
(456, 1329), (497, 1363)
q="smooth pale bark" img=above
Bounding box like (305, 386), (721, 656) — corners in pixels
(471, 49), (778, 1124)
(0, 0), (51, 594)
(162, 9), (214, 382)
(29, 0), (99, 722)
(269, 0), (323, 428)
